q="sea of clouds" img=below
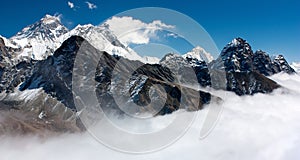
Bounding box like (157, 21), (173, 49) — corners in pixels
(1, 72), (300, 160)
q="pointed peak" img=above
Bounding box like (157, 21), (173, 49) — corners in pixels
(192, 46), (205, 51)
(41, 14), (61, 24)
(74, 24), (95, 29)
(183, 46), (214, 63)
(44, 14), (55, 18)
(230, 37), (247, 46)
(160, 52), (188, 67)
(43, 14), (60, 19)
(222, 37), (252, 53)
(271, 54), (288, 64)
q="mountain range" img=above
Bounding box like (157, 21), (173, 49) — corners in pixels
(0, 15), (297, 135)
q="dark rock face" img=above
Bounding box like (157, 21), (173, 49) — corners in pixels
(160, 53), (211, 87)
(17, 36), (212, 116)
(211, 38), (283, 95)
(185, 56), (212, 87)
(0, 37), (82, 134)
(19, 36), (85, 110)
(253, 50), (275, 76)
(253, 50), (295, 76)
(220, 37), (254, 73)
(0, 38), (8, 83)
(0, 36), (84, 134)
(272, 55), (295, 74)
(226, 71), (280, 96)
(94, 53), (212, 116)
(0, 37), (35, 93)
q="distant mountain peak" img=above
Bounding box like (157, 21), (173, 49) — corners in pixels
(43, 14), (59, 19)
(73, 24), (95, 30)
(6, 14), (69, 60)
(41, 14), (61, 24)
(12, 14), (68, 40)
(182, 46), (214, 63)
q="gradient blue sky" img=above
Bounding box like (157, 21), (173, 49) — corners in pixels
(0, 0), (299, 62)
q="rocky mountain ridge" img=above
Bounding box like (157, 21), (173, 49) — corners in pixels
(0, 15), (297, 135)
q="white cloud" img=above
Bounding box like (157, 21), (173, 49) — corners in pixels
(104, 16), (175, 45)
(67, 1), (74, 9)
(86, 1), (97, 10)
(167, 33), (179, 38)
(291, 62), (300, 72)
(1, 73), (300, 159)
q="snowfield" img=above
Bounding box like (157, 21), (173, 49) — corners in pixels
(1, 73), (300, 160)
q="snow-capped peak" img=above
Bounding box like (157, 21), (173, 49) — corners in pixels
(6, 14), (69, 61)
(160, 53), (189, 67)
(40, 14), (61, 25)
(218, 37), (254, 72)
(182, 46), (214, 63)
(71, 24), (95, 34)
(11, 14), (68, 41)
(3, 14), (163, 64)
(61, 23), (156, 64)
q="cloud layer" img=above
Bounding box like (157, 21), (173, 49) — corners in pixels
(1, 73), (300, 160)
(104, 16), (175, 45)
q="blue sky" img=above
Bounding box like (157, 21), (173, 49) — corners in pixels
(0, 0), (299, 62)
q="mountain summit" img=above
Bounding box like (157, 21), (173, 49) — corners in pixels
(6, 14), (69, 60)
(2, 14), (159, 64)
(12, 14), (68, 41)
(219, 37), (254, 73)
(183, 46), (214, 63)
(209, 37), (293, 95)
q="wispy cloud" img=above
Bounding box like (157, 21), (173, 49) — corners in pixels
(67, 1), (74, 9)
(105, 16), (175, 45)
(85, 1), (97, 10)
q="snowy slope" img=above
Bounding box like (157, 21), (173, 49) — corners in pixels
(9, 14), (69, 61)
(0, 35), (19, 49)
(5, 14), (159, 64)
(143, 56), (160, 64)
(61, 24), (159, 64)
(182, 46), (214, 63)
(291, 62), (300, 73)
